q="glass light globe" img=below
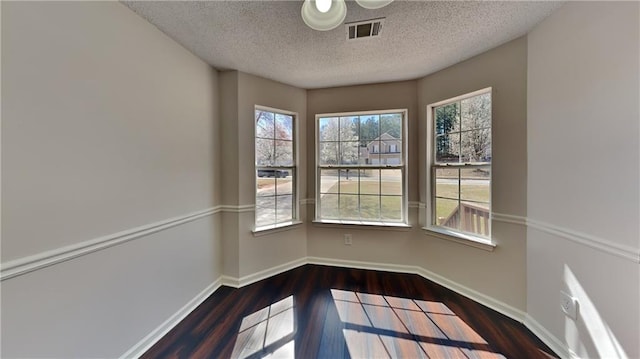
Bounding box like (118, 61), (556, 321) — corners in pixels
(315, 0), (332, 13)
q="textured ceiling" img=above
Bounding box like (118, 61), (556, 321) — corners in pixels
(123, 0), (563, 89)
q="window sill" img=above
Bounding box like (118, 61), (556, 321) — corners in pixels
(253, 221), (304, 237)
(313, 219), (412, 231)
(422, 227), (496, 252)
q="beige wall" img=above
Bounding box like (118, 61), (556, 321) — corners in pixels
(5, 2), (637, 357)
(220, 71), (308, 278)
(306, 80), (419, 202)
(306, 80), (422, 272)
(1, 2), (221, 357)
(416, 37), (528, 312)
(527, 2), (639, 357)
(305, 38), (528, 313)
(418, 37), (528, 217)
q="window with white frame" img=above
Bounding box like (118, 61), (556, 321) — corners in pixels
(255, 107), (296, 229)
(429, 89), (491, 238)
(316, 110), (407, 224)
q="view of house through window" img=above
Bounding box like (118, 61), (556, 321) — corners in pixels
(316, 110), (406, 223)
(431, 90), (491, 237)
(255, 107), (296, 229)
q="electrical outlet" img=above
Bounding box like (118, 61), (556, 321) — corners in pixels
(344, 234), (352, 245)
(560, 291), (578, 320)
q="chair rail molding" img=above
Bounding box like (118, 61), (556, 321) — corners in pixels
(527, 217), (639, 263)
(0, 207), (221, 281)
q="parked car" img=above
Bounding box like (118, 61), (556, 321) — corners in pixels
(257, 169), (289, 178)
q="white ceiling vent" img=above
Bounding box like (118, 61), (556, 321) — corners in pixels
(346, 18), (384, 41)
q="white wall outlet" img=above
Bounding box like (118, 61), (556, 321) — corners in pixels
(560, 291), (579, 320)
(344, 234), (352, 245)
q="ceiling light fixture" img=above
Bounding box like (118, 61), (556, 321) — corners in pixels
(302, 0), (393, 31)
(315, 0), (332, 13)
(301, 0), (347, 31)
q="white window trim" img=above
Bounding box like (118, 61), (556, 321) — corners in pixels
(254, 105), (299, 232)
(424, 88), (495, 248)
(253, 220), (304, 236)
(314, 109), (409, 226)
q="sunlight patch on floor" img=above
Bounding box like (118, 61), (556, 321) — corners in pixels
(331, 289), (504, 359)
(231, 296), (295, 359)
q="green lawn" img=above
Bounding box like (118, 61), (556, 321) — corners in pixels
(319, 179), (490, 223)
(330, 180), (402, 196)
(321, 180), (402, 220)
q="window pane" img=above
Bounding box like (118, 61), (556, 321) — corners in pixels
(257, 175), (276, 197)
(460, 167), (490, 203)
(381, 196), (402, 220)
(360, 169), (380, 195)
(435, 103), (460, 135)
(276, 195), (293, 222)
(461, 129), (491, 162)
(358, 145), (372, 166)
(275, 114), (293, 140)
(256, 206), (275, 227)
(338, 170), (358, 194)
(340, 116), (359, 141)
(359, 115), (379, 141)
(435, 167), (459, 200)
(461, 93), (491, 131)
(276, 172), (293, 196)
(339, 194), (359, 220)
(256, 111), (274, 138)
(363, 140), (380, 165)
(319, 142), (338, 165)
(320, 170), (339, 193)
(432, 93), (491, 236)
(360, 195), (380, 220)
(275, 140), (293, 166)
(256, 196), (275, 227)
(380, 113), (402, 140)
(380, 169), (402, 195)
(380, 140), (402, 165)
(435, 134), (460, 163)
(458, 202), (490, 237)
(340, 141), (359, 165)
(316, 111), (406, 224)
(319, 117), (339, 141)
(256, 138), (274, 166)
(435, 198), (458, 228)
(320, 194), (339, 219)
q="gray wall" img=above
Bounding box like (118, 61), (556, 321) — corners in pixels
(527, 2), (639, 358)
(1, 2), (222, 357)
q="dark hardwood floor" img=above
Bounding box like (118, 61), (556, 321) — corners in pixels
(142, 265), (557, 359)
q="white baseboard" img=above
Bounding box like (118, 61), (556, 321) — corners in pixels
(221, 257), (308, 288)
(238, 257), (308, 287)
(307, 256), (526, 323)
(220, 275), (240, 288)
(415, 266), (526, 323)
(123, 258), (561, 359)
(119, 278), (222, 359)
(307, 256), (420, 274)
(524, 314), (573, 359)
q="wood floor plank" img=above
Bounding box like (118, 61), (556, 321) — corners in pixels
(142, 265), (558, 359)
